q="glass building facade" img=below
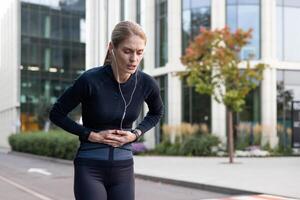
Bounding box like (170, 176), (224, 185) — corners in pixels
(276, 70), (300, 147)
(120, 0), (125, 21)
(277, 0), (300, 61)
(277, 70), (300, 129)
(182, 80), (211, 130)
(238, 87), (261, 123)
(155, 75), (168, 144)
(136, 0), (144, 69)
(155, 0), (168, 67)
(182, 0), (211, 54)
(226, 0), (261, 126)
(226, 0), (261, 60)
(20, 0), (86, 131)
(181, 0), (211, 129)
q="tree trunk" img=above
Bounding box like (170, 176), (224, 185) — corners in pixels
(227, 109), (234, 163)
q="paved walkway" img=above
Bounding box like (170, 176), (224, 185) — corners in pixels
(207, 194), (297, 200)
(2, 147), (299, 199)
(133, 156), (300, 199)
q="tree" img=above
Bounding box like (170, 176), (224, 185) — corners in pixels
(180, 27), (266, 163)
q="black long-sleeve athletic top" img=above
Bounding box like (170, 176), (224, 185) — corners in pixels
(49, 65), (163, 164)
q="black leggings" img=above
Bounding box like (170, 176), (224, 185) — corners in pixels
(74, 164), (135, 200)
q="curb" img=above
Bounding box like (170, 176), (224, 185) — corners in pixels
(6, 151), (260, 195)
(134, 173), (259, 195)
(8, 151), (73, 165)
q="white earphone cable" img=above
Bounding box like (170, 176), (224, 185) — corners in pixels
(111, 49), (138, 130)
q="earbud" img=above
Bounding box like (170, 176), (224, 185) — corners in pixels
(111, 49), (115, 56)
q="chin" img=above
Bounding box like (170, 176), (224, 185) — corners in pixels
(126, 68), (137, 74)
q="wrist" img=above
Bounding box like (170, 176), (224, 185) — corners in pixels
(131, 129), (142, 142)
(88, 131), (96, 141)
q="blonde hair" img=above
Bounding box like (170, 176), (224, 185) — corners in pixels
(103, 21), (147, 65)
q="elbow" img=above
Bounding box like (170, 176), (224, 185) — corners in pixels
(48, 107), (56, 123)
(49, 105), (61, 125)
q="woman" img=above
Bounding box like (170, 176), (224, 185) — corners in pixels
(49, 21), (163, 200)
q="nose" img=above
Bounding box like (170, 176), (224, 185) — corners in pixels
(130, 53), (138, 63)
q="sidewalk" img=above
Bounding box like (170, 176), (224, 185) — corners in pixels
(3, 149), (299, 199)
(133, 156), (300, 199)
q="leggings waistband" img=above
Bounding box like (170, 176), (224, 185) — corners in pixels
(74, 157), (134, 167)
(76, 142), (133, 161)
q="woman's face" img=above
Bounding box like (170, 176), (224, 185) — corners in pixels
(110, 35), (145, 75)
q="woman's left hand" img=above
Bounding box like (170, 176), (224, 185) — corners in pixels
(106, 130), (136, 147)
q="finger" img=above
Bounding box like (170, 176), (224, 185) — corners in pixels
(102, 139), (121, 145)
(110, 142), (123, 147)
(106, 143), (121, 148)
(108, 129), (118, 134)
(114, 130), (128, 136)
(104, 134), (122, 141)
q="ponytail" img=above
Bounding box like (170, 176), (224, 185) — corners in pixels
(103, 49), (111, 65)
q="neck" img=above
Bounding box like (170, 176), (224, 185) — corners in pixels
(111, 63), (131, 83)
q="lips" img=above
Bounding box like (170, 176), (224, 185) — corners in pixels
(127, 65), (136, 70)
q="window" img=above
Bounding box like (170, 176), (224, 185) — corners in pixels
(182, 79), (211, 130)
(155, 75), (168, 144)
(120, 0), (125, 21)
(136, 0), (144, 70)
(136, 0), (141, 24)
(277, 0), (300, 61)
(234, 86), (261, 124)
(277, 70), (300, 127)
(182, 0), (211, 54)
(276, 69), (300, 148)
(155, 0), (168, 67)
(20, 0), (86, 131)
(226, 0), (261, 60)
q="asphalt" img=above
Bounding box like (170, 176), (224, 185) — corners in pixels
(1, 148), (299, 199)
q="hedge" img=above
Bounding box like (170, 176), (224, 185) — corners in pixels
(8, 131), (79, 160)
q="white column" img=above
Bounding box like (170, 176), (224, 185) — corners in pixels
(141, 0), (156, 149)
(166, 0), (182, 127)
(167, 0), (182, 66)
(211, 0), (226, 29)
(167, 73), (182, 127)
(107, 0), (121, 40)
(86, 0), (107, 69)
(143, 0), (155, 72)
(261, 0), (276, 61)
(211, 0), (226, 143)
(0, 0), (20, 148)
(261, 67), (278, 147)
(261, 0), (278, 147)
(125, 0), (137, 21)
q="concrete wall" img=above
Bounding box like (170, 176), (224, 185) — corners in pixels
(0, 0), (20, 148)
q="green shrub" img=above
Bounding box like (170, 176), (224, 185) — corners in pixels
(8, 131), (79, 160)
(165, 143), (181, 155)
(152, 133), (220, 156)
(151, 134), (182, 156)
(235, 132), (251, 150)
(180, 134), (220, 156)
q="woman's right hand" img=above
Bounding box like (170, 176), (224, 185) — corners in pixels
(87, 130), (123, 147)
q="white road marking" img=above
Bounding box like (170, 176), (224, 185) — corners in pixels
(28, 168), (52, 176)
(0, 174), (54, 200)
(203, 194), (298, 200)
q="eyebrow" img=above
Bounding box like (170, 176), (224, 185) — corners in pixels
(122, 47), (144, 51)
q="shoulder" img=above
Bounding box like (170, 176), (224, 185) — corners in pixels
(76, 65), (107, 82)
(138, 70), (158, 88)
(81, 66), (104, 78)
(138, 71), (160, 98)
